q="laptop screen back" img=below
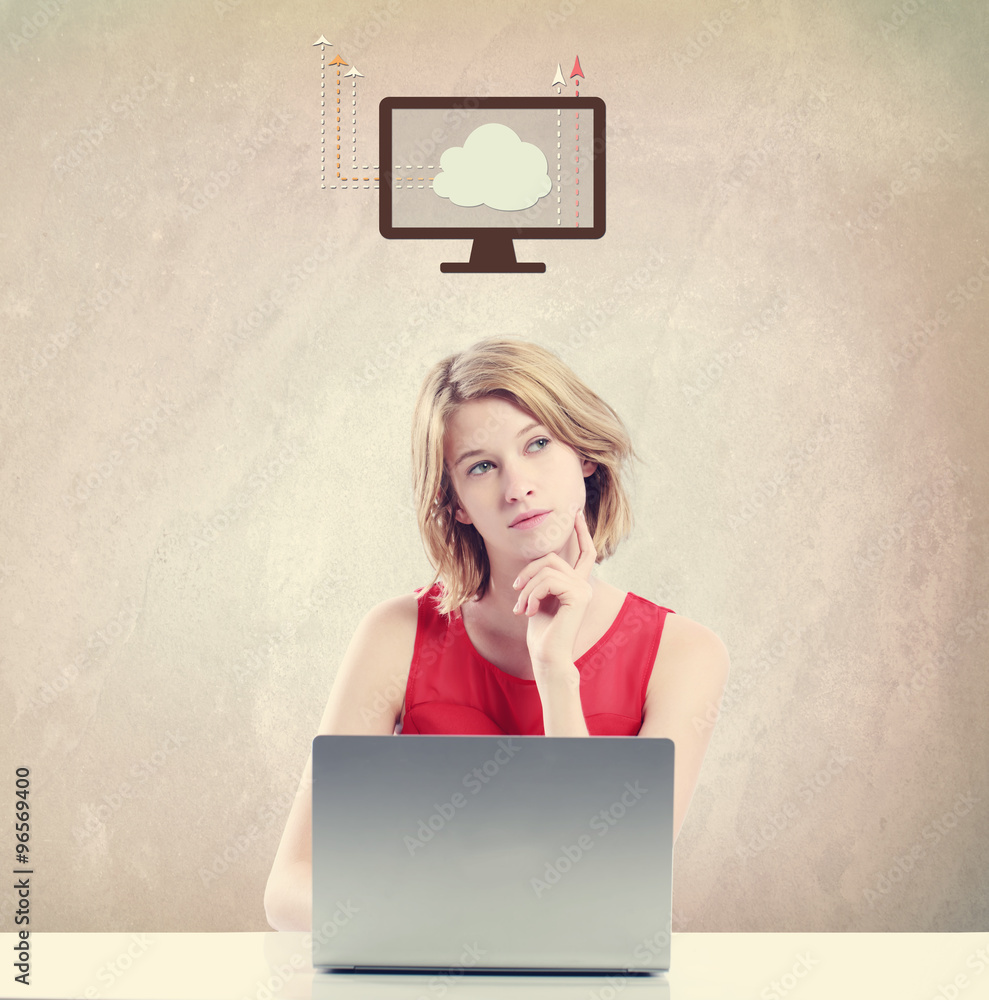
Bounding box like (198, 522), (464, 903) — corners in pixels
(312, 735), (674, 973)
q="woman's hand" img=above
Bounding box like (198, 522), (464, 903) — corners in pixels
(512, 508), (596, 676)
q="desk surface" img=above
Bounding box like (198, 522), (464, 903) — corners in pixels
(4, 932), (988, 999)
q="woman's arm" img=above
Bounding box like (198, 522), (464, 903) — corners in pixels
(637, 614), (730, 844)
(263, 593), (418, 931)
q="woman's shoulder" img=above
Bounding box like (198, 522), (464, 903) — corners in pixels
(361, 590), (422, 636)
(653, 611), (730, 673)
(359, 583), (456, 639)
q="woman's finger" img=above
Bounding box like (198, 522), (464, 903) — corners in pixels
(515, 566), (590, 616)
(515, 569), (554, 615)
(573, 508), (597, 577)
(513, 551), (571, 593)
(514, 567), (562, 614)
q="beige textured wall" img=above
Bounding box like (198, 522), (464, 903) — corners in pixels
(2, 0), (986, 932)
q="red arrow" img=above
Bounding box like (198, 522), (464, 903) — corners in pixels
(570, 55), (584, 79)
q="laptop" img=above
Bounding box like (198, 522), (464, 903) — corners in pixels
(311, 735), (674, 974)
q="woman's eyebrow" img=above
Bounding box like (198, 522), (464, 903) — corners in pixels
(453, 421), (544, 468)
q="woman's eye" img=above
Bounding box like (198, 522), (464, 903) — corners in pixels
(467, 461), (493, 476)
(527, 437), (550, 453)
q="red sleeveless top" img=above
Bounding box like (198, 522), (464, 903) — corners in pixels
(401, 583), (674, 736)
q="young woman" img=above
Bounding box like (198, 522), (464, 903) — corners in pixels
(264, 339), (729, 931)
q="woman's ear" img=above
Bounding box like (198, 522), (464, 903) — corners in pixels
(443, 482), (472, 525)
(581, 459), (598, 478)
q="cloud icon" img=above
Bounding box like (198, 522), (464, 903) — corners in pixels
(433, 123), (552, 212)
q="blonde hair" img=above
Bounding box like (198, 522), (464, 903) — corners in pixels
(412, 339), (635, 615)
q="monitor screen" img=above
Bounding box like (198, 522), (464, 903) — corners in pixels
(379, 96), (606, 271)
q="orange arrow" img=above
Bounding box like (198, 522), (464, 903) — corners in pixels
(570, 55), (584, 79)
(329, 54), (348, 66)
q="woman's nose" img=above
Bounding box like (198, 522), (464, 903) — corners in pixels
(503, 460), (534, 502)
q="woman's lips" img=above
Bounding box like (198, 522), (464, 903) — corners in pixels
(510, 510), (551, 530)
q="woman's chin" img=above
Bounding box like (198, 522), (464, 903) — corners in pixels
(516, 525), (576, 563)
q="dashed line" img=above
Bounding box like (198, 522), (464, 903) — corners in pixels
(392, 166), (435, 190)
(350, 78), (358, 171)
(335, 69), (341, 181)
(556, 108), (562, 226)
(320, 45), (326, 188)
(330, 163), (379, 190)
(393, 176), (435, 189)
(574, 79), (580, 227)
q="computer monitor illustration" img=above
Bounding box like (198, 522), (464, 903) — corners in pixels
(379, 96), (606, 273)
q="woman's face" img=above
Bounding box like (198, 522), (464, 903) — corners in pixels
(442, 395), (597, 564)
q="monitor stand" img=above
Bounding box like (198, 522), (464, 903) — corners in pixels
(441, 234), (545, 273)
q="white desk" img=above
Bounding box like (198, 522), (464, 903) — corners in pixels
(4, 932), (988, 999)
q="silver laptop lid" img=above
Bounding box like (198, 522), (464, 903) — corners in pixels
(312, 735), (674, 973)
